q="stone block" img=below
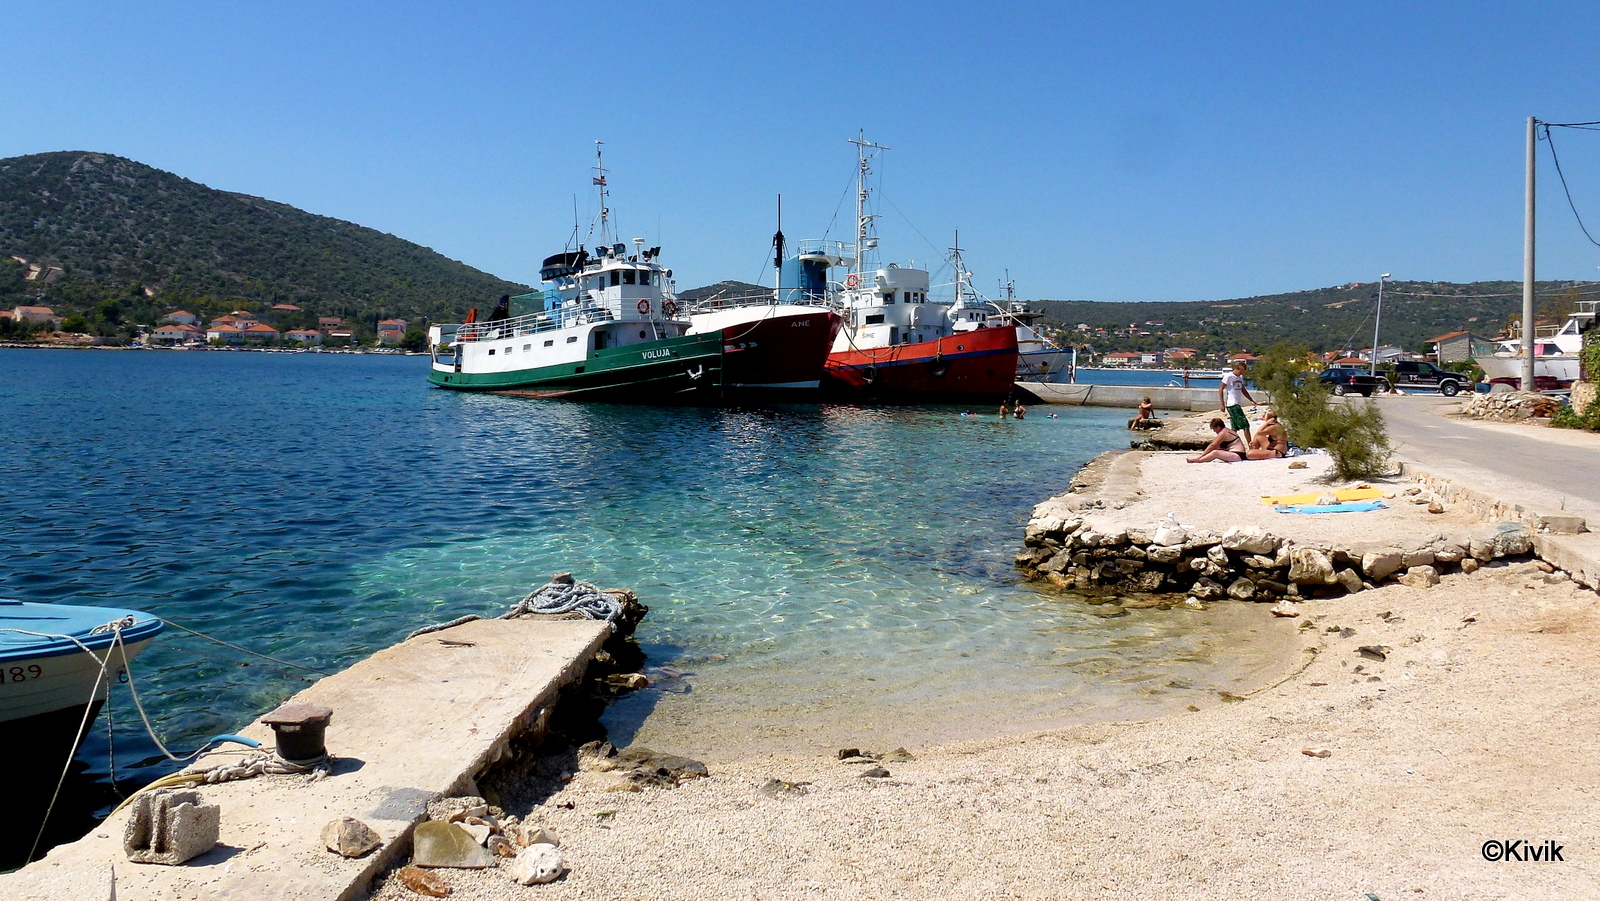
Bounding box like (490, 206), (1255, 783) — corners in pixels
(413, 820), (494, 869)
(1150, 526), (1188, 547)
(124, 789), (220, 866)
(1190, 577), (1225, 600)
(1146, 544), (1183, 564)
(1398, 565), (1440, 588)
(1226, 577), (1257, 600)
(1539, 514), (1587, 535)
(1220, 526), (1281, 555)
(1401, 549), (1435, 569)
(1335, 569), (1364, 594)
(1360, 548), (1403, 581)
(1288, 547), (1337, 585)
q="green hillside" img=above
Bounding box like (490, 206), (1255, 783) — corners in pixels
(1033, 281), (1591, 358)
(0, 151), (527, 340)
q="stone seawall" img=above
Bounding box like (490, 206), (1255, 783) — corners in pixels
(1014, 450), (1541, 608)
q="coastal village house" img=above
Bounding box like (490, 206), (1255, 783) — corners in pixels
(151, 323), (203, 345)
(1427, 330), (1496, 364)
(242, 323), (280, 342)
(11, 305), (61, 327)
(377, 318), (408, 345)
(284, 328), (322, 345)
(318, 317), (342, 330)
(206, 325), (245, 344)
(1103, 351), (1142, 367)
(161, 310), (199, 326)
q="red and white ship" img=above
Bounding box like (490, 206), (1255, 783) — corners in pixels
(806, 134), (1018, 402)
(685, 205), (843, 399)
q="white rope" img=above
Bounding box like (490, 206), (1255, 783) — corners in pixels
(406, 577), (627, 641)
(21, 624), (119, 865)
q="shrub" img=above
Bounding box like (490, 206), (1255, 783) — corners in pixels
(1253, 343), (1393, 480)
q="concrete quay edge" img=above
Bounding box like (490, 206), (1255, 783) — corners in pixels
(1, 616), (611, 901)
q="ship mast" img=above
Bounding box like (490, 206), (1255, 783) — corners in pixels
(773, 194), (784, 303)
(593, 140), (611, 247)
(848, 131), (888, 286)
(950, 230), (965, 307)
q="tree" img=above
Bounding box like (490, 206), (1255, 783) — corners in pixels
(1253, 343), (1392, 480)
(399, 327), (427, 352)
(60, 313), (91, 333)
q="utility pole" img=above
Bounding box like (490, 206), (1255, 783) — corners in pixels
(1523, 116), (1537, 392)
(1371, 274), (1390, 377)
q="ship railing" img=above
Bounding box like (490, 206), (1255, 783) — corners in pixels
(454, 303), (617, 341)
(688, 292), (836, 314)
(796, 239), (857, 266)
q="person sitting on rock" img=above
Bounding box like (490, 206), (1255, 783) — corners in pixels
(1128, 396), (1157, 430)
(1187, 417), (1246, 463)
(1246, 411), (1290, 460)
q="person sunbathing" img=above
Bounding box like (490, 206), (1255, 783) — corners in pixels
(1245, 411), (1290, 460)
(1187, 417), (1247, 463)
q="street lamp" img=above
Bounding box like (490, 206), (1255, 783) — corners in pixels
(1370, 273), (1391, 377)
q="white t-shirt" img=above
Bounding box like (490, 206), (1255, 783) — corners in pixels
(1222, 372), (1247, 407)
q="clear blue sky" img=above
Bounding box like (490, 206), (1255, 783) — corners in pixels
(6, 1), (1600, 302)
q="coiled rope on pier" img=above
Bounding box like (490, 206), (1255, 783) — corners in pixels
(406, 574), (626, 640)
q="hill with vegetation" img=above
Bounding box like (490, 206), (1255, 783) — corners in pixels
(0, 151), (528, 341)
(1032, 281), (1591, 359)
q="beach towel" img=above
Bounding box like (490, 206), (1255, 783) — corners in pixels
(1276, 500), (1389, 514)
(1260, 487), (1385, 506)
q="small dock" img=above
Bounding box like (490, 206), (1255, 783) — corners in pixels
(1017, 381), (1224, 411)
(1, 617), (611, 901)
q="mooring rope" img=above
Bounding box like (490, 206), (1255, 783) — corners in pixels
(405, 576), (626, 640)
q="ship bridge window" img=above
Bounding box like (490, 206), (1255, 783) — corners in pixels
(487, 348), (495, 355)
(610, 271), (621, 287)
(544, 339), (554, 347)
(865, 313), (885, 325)
(567, 335), (578, 343)
(883, 292), (895, 304)
(640, 272), (653, 286)
(623, 270), (636, 285)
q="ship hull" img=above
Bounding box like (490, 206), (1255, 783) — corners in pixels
(697, 307), (842, 397)
(822, 327), (1019, 402)
(429, 332), (726, 402)
(1474, 353), (1579, 385)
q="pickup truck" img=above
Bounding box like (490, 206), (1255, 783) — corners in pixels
(1318, 367), (1386, 397)
(1389, 360), (1469, 396)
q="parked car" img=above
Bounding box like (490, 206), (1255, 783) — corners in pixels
(1319, 367), (1386, 397)
(1390, 360), (1468, 396)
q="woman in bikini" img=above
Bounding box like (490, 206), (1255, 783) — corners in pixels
(1187, 417), (1247, 463)
(1246, 411), (1290, 460)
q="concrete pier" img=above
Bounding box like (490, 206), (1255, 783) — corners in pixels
(1017, 381), (1227, 411)
(1, 617), (611, 901)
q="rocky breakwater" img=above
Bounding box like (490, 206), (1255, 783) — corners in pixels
(1461, 390), (1560, 421)
(1016, 480), (1538, 607)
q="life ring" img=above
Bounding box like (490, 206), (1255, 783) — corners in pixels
(930, 352), (948, 378)
(662, 300), (678, 318)
(844, 273), (860, 289)
(861, 364), (878, 384)
(637, 299), (651, 315)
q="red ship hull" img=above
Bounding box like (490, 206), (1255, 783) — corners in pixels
(821, 326), (1019, 402)
(720, 308), (843, 396)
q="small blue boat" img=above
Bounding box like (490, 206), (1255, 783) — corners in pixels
(0, 599), (164, 768)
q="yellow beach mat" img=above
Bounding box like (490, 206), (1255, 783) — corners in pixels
(1260, 487), (1385, 506)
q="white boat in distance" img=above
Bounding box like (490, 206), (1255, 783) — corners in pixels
(1474, 299), (1595, 386)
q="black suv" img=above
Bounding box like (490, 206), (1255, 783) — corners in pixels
(1319, 367), (1386, 397)
(1390, 360), (1468, 396)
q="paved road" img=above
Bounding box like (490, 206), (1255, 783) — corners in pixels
(1374, 394), (1600, 509)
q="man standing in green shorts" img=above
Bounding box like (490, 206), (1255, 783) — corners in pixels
(1219, 360), (1258, 447)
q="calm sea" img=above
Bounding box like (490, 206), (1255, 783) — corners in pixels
(1, 349), (1291, 860)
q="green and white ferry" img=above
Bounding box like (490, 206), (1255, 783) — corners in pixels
(428, 149), (724, 401)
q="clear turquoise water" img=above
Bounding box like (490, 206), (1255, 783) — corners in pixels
(0, 349), (1291, 799)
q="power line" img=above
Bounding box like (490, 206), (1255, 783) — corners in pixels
(1541, 122), (1600, 249)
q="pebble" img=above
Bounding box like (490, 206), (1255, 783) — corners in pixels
(1301, 748), (1333, 759)
(320, 816), (382, 859)
(397, 866), (452, 897)
(860, 767), (891, 778)
(506, 843), (564, 886)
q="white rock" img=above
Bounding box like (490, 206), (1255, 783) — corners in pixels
(1288, 547), (1337, 585)
(1360, 548), (1403, 581)
(1270, 601), (1300, 617)
(1398, 565), (1440, 588)
(507, 843), (564, 885)
(462, 823), (493, 846)
(1220, 526), (1280, 555)
(1150, 526), (1188, 547)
